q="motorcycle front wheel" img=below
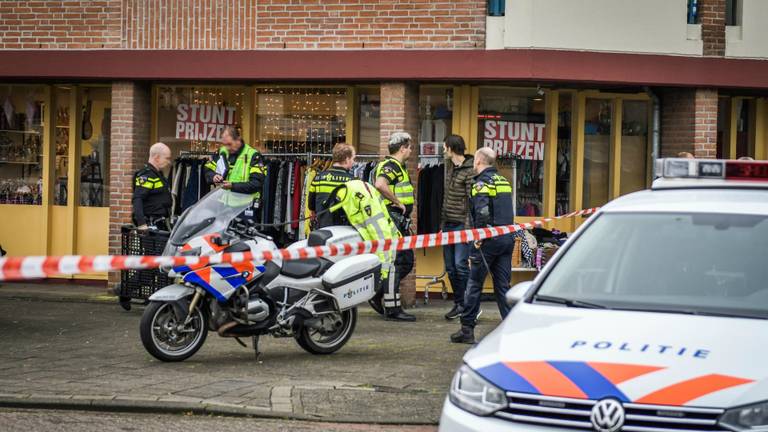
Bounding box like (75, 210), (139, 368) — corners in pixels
(140, 301), (208, 362)
(295, 308), (357, 355)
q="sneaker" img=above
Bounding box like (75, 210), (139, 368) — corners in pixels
(450, 326), (476, 344)
(444, 304), (464, 320)
(384, 308), (417, 322)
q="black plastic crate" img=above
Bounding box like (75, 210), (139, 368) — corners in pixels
(117, 226), (173, 301)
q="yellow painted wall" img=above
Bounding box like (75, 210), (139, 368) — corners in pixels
(0, 205), (46, 256)
(49, 205), (71, 257)
(75, 206), (109, 280)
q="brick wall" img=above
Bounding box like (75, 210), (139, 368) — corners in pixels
(121, 0), (259, 49)
(255, 0), (486, 49)
(1, 0), (485, 50)
(380, 82), (420, 308)
(108, 82), (152, 285)
(661, 88), (718, 159)
(0, 0), (121, 49)
(699, 0), (726, 56)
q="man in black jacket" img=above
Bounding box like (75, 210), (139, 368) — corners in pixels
(132, 142), (172, 230)
(441, 135), (474, 320)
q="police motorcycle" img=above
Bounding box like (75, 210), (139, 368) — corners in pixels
(139, 188), (380, 362)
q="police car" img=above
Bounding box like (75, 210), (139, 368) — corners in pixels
(440, 158), (768, 432)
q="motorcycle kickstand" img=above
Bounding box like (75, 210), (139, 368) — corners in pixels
(252, 335), (261, 361)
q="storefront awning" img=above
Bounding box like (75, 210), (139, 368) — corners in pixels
(1, 49), (768, 89)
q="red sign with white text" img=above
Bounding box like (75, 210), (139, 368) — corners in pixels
(483, 120), (545, 160)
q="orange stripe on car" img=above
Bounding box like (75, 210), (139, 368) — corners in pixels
(636, 374), (753, 406)
(587, 362), (664, 384)
(505, 361), (587, 399)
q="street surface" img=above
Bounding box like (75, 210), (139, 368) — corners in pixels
(0, 292), (500, 424)
(0, 408), (437, 432)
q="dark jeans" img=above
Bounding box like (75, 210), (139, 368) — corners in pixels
(442, 222), (470, 306)
(460, 235), (513, 328)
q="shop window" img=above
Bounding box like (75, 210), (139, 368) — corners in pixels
(156, 86), (247, 156)
(255, 88), (347, 155)
(419, 87), (453, 158)
(79, 87), (110, 207)
(478, 88), (545, 217)
(726, 0), (740, 26)
(54, 86), (71, 205)
(583, 98), (611, 209)
(556, 93), (572, 215)
(488, 0), (505, 17)
(0, 85), (44, 205)
(620, 100), (650, 195)
(357, 88), (380, 155)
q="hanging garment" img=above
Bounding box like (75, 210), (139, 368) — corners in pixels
(291, 161), (302, 230)
(273, 162), (285, 225)
(181, 164), (199, 212)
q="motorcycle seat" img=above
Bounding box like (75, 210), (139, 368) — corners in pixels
(307, 229), (334, 247)
(281, 258), (333, 279)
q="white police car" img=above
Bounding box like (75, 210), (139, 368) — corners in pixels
(440, 159), (768, 432)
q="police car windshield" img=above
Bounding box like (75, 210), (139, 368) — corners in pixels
(535, 212), (768, 319)
(166, 189), (253, 249)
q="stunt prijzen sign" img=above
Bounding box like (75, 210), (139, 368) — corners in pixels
(483, 120), (545, 161)
(175, 104), (237, 141)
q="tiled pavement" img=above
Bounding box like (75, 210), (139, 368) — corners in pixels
(0, 286), (501, 424)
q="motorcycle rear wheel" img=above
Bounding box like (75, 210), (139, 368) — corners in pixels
(295, 308), (357, 355)
(140, 301), (208, 362)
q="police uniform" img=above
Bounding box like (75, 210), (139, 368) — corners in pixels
(307, 166), (353, 229)
(204, 143), (267, 222)
(132, 164), (172, 229)
(455, 167), (514, 339)
(329, 179), (400, 303)
(374, 156), (415, 315)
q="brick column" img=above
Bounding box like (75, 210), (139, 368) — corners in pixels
(699, 0), (726, 56)
(108, 82), (152, 286)
(661, 89), (719, 159)
(380, 82), (419, 308)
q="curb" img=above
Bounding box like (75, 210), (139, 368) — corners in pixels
(0, 394), (438, 425)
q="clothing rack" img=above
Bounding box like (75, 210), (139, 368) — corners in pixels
(261, 151), (381, 166)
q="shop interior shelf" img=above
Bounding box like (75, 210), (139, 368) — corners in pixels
(0, 129), (41, 134)
(0, 160), (40, 165)
(55, 125), (70, 128)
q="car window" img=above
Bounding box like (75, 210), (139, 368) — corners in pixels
(536, 213), (768, 318)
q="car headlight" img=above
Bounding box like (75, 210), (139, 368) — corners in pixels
(721, 401), (768, 432)
(449, 365), (507, 416)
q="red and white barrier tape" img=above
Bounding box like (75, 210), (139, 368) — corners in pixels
(0, 207), (598, 281)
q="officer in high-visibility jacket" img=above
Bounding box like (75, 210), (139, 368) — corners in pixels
(204, 126), (267, 222)
(132, 142), (172, 231)
(451, 147), (515, 344)
(329, 179), (400, 310)
(373, 131), (416, 322)
(308, 143), (355, 229)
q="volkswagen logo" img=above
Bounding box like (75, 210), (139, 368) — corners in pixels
(590, 399), (626, 432)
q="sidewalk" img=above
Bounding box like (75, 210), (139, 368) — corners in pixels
(0, 284), (502, 424)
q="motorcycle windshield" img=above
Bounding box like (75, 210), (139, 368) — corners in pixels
(163, 189), (253, 255)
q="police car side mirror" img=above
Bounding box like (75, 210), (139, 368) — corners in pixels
(506, 281), (534, 307)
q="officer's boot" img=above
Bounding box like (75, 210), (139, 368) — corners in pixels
(384, 307), (416, 322)
(450, 325), (475, 344)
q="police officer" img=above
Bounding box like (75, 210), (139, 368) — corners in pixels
(132, 142), (172, 230)
(451, 147), (514, 344)
(204, 126), (267, 222)
(373, 131), (416, 322)
(308, 143), (355, 229)
(329, 178), (400, 315)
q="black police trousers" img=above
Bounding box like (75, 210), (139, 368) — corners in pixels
(460, 235), (514, 328)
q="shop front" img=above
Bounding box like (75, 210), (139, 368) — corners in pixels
(0, 84), (111, 279)
(3, 81), (767, 290)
